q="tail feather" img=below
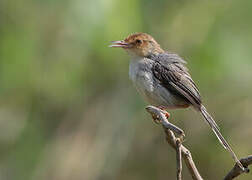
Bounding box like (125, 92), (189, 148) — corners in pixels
(200, 105), (228, 149)
(200, 105), (220, 131)
(200, 105), (243, 169)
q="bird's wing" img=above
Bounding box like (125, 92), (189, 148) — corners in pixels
(150, 53), (201, 108)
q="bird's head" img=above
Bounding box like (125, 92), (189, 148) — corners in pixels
(110, 33), (164, 57)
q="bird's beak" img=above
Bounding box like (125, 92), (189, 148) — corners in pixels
(109, 40), (130, 48)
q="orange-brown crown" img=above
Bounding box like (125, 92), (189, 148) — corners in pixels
(110, 33), (164, 57)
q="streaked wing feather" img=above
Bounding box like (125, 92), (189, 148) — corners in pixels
(150, 53), (201, 108)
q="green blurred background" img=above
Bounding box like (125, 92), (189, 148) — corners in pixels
(0, 0), (252, 179)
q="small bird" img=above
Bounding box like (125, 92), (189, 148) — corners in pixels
(110, 32), (243, 169)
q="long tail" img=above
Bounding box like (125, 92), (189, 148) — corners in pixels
(200, 105), (228, 149)
(200, 105), (244, 169)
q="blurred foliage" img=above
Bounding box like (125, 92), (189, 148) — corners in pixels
(0, 0), (252, 179)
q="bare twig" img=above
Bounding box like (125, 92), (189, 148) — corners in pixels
(224, 155), (252, 180)
(176, 139), (182, 180)
(164, 126), (203, 180)
(146, 105), (203, 180)
(145, 105), (252, 180)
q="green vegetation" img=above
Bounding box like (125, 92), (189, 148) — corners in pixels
(0, 0), (252, 179)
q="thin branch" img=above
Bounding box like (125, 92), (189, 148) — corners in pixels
(145, 105), (252, 180)
(224, 155), (252, 180)
(146, 105), (203, 180)
(164, 127), (203, 180)
(176, 139), (182, 180)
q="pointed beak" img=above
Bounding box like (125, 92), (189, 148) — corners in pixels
(109, 40), (130, 48)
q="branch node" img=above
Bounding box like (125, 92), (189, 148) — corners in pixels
(145, 105), (252, 180)
(146, 105), (203, 180)
(224, 155), (252, 179)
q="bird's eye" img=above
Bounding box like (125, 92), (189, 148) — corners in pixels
(136, 39), (142, 44)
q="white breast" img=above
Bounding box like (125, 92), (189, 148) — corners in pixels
(129, 58), (154, 90)
(129, 57), (157, 103)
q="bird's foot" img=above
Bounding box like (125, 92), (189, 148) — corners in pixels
(151, 106), (170, 124)
(157, 106), (170, 119)
(164, 112), (170, 119)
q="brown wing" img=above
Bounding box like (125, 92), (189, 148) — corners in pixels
(150, 53), (202, 108)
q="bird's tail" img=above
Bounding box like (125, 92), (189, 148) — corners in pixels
(200, 105), (243, 169)
(200, 105), (228, 149)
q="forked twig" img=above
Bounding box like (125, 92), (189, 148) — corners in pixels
(146, 105), (203, 180)
(145, 105), (251, 180)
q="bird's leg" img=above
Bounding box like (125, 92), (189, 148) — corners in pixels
(158, 106), (170, 119)
(152, 106), (170, 124)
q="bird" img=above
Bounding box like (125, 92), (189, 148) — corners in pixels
(110, 32), (244, 169)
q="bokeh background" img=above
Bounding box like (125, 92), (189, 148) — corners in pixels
(1, 0), (252, 179)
